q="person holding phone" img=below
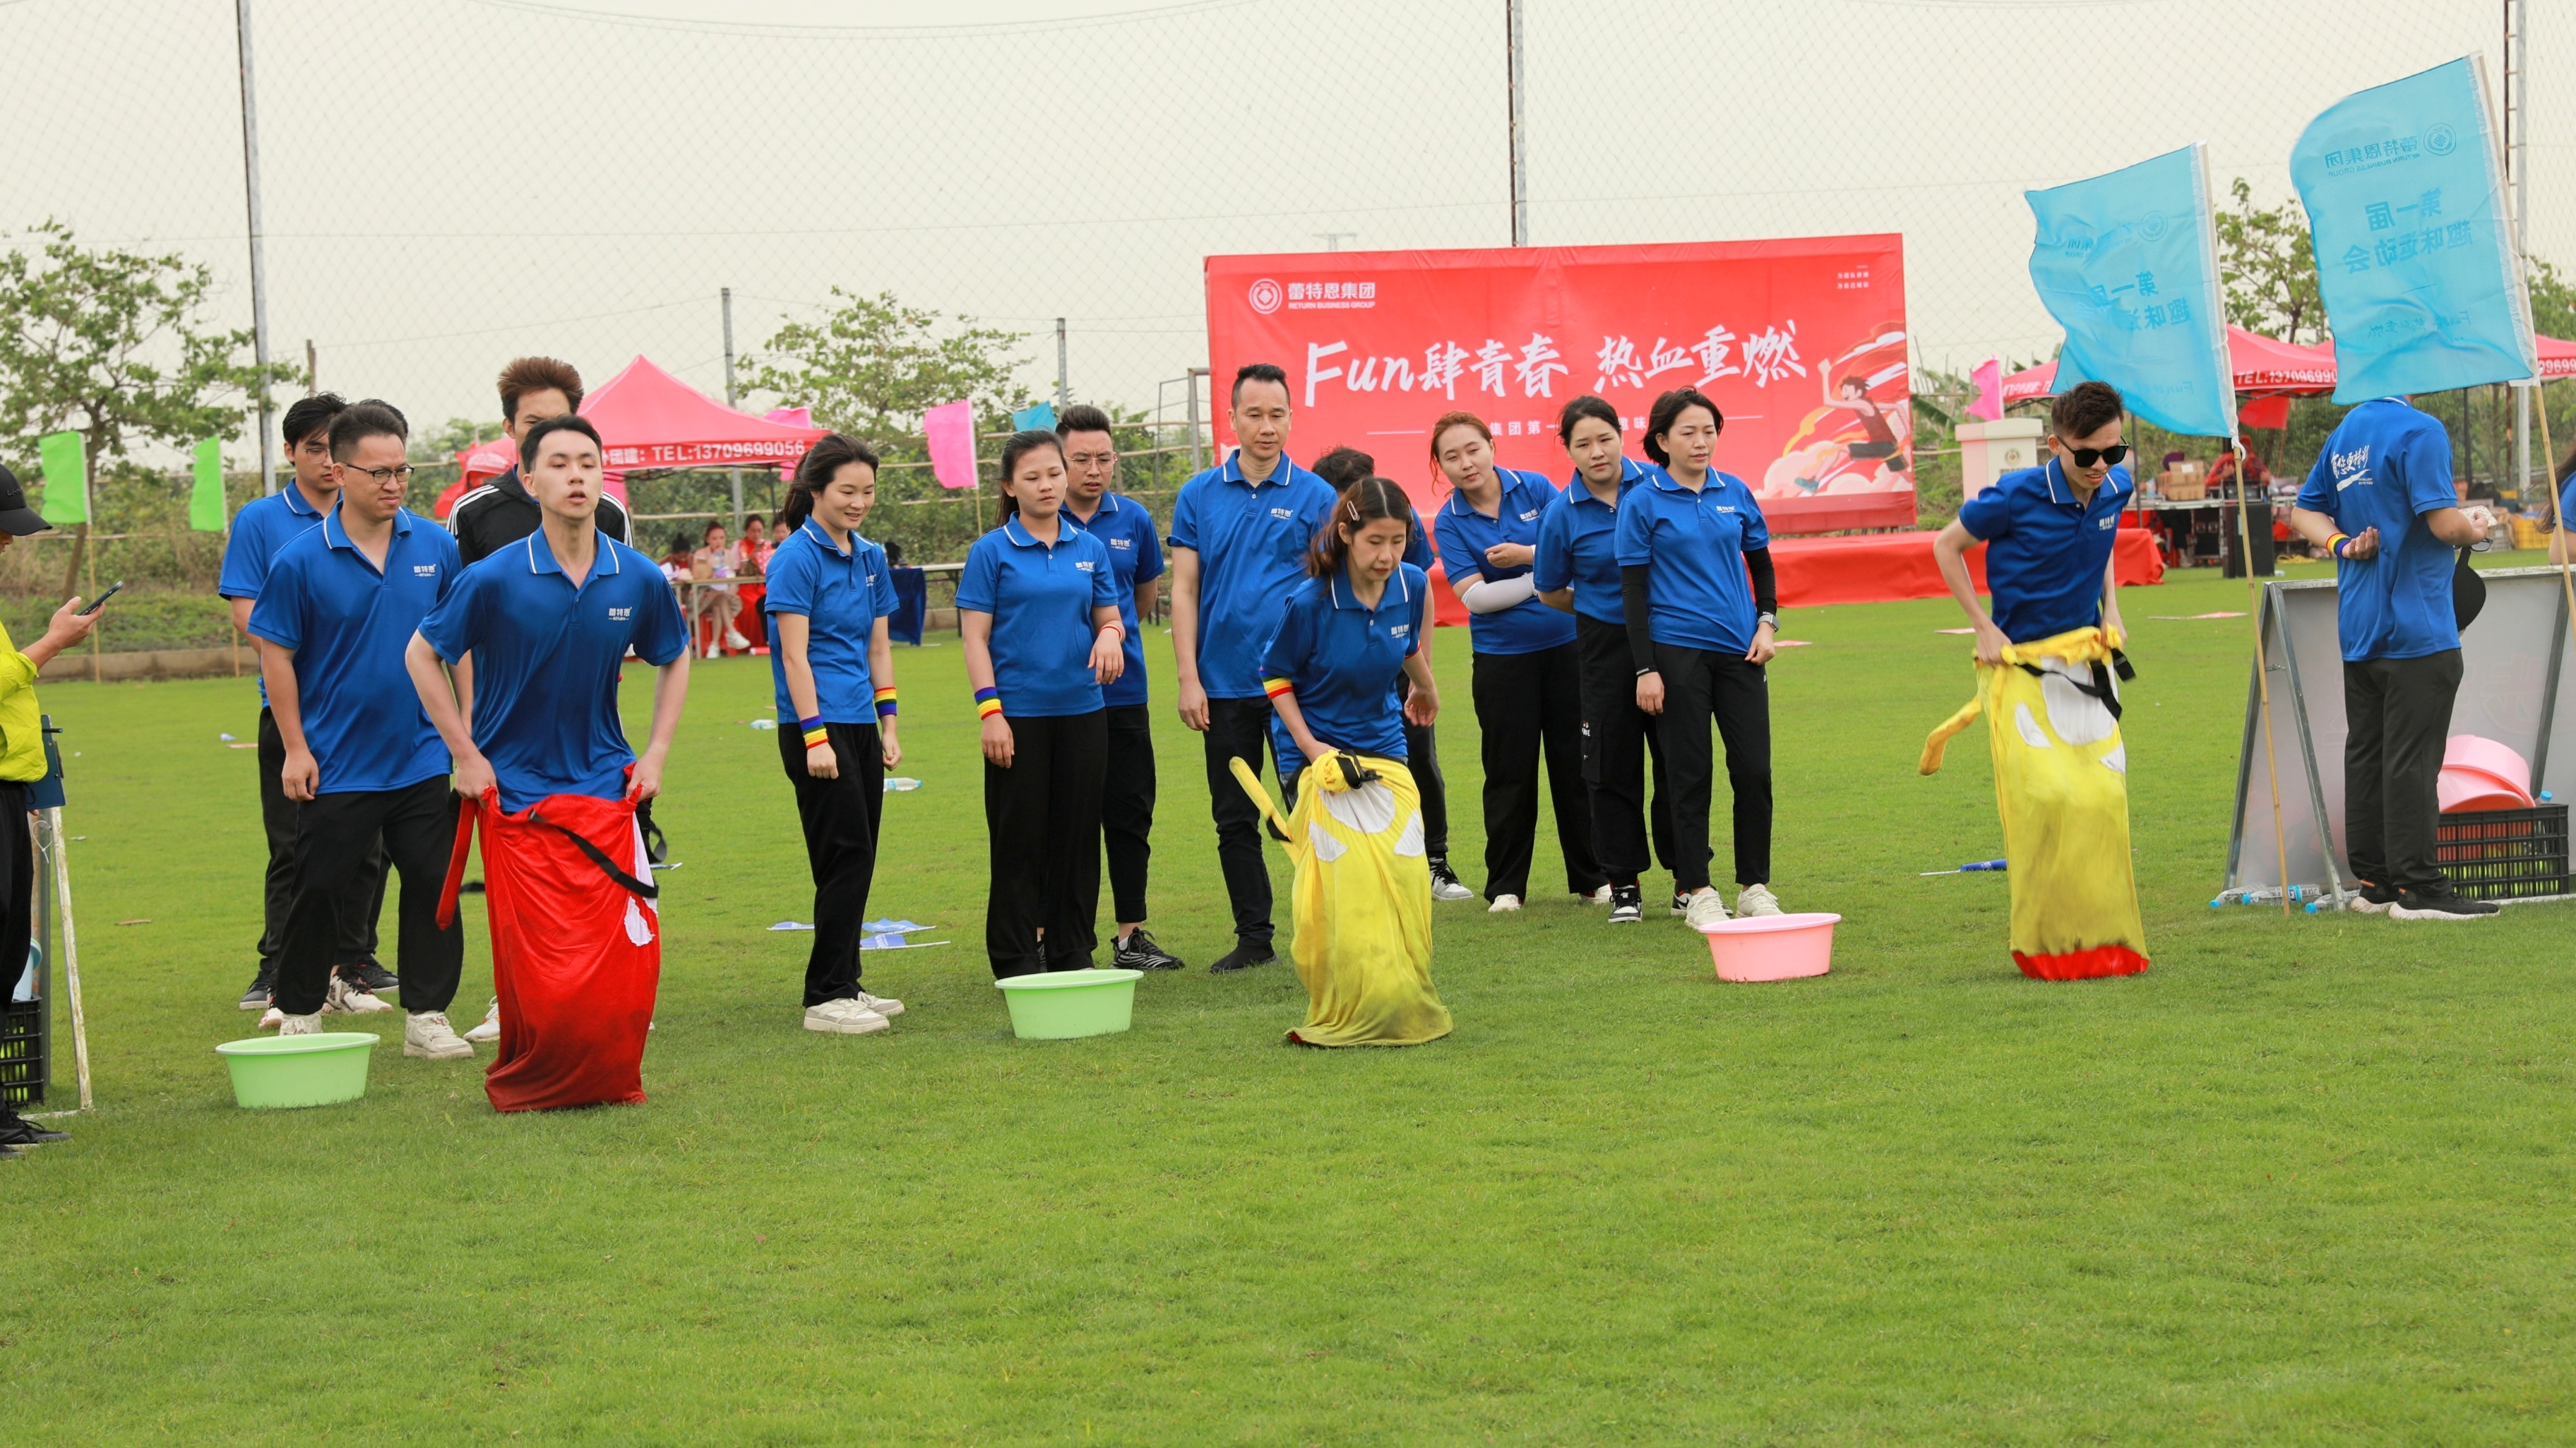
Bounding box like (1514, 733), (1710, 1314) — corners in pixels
(958, 430), (1126, 979)
(0, 465), (100, 1154)
(765, 434), (907, 1035)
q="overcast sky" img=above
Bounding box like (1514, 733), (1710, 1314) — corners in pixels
(0, 0), (2563, 456)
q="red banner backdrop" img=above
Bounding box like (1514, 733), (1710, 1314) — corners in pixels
(1205, 236), (1916, 535)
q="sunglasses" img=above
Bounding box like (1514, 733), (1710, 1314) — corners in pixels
(2061, 443), (2129, 468)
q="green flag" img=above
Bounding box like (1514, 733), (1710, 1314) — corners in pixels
(190, 438), (227, 531)
(36, 429), (85, 526)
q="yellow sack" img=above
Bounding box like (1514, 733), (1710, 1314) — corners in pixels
(1233, 754), (1453, 1048)
(1920, 626), (2149, 981)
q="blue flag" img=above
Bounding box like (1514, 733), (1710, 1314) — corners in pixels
(2026, 144), (2236, 439)
(1010, 401), (1058, 434)
(2291, 57), (2536, 402)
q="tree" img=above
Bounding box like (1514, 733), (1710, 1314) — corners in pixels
(0, 220), (290, 587)
(2214, 179), (2325, 344)
(742, 290), (1031, 452)
(2527, 257), (2576, 342)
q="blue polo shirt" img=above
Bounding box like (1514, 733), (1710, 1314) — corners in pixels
(1534, 457), (1657, 624)
(1167, 451), (1339, 699)
(1260, 562), (1426, 774)
(1433, 468), (1578, 655)
(2294, 398), (2461, 662)
(1612, 469), (1770, 655)
(1957, 458), (2133, 645)
(246, 506), (458, 795)
(217, 480), (330, 706)
(1063, 492), (1165, 708)
(417, 530), (690, 812)
(956, 515), (1122, 718)
(762, 519), (898, 724)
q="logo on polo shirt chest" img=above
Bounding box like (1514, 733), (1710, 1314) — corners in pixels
(412, 564), (439, 576)
(2097, 516), (2115, 530)
(1269, 506), (1294, 521)
(1075, 560), (1097, 572)
(1109, 537), (1133, 550)
(1518, 508), (1540, 522)
(608, 606), (633, 620)
(1388, 623), (1410, 639)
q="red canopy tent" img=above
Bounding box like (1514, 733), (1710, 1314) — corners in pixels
(2538, 334), (2576, 380)
(1998, 326), (2339, 417)
(434, 356), (827, 517)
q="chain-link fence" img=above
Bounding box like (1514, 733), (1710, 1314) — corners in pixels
(0, 0), (2566, 593)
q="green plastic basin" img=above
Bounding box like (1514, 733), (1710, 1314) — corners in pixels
(994, 968), (1143, 1040)
(214, 1032), (379, 1108)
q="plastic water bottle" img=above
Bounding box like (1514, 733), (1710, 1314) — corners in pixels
(884, 777), (923, 793)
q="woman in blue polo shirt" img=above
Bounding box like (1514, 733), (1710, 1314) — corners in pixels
(766, 433), (907, 1035)
(1534, 395), (1678, 925)
(1614, 386), (1784, 930)
(1430, 412), (1606, 913)
(1260, 477), (1437, 783)
(958, 430), (1126, 979)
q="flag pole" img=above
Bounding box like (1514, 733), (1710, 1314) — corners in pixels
(2541, 394), (2574, 693)
(2234, 439), (2293, 915)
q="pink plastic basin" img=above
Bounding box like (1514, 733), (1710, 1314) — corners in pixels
(2438, 767), (2531, 814)
(2443, 735), (2531, 797)
(1697, 911), (1840, 982)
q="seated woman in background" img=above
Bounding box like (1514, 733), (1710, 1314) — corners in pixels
(732, 514), (770, 651)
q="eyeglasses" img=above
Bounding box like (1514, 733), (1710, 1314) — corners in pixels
(341, 463), (416, 485)
(1065, 451), (1117, 468)
(2063, 444), (2128, 468)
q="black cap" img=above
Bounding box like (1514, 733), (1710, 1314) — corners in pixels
(0, 466), (54, 537)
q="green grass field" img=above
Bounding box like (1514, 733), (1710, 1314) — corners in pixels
(8, 559), (2571, 1444)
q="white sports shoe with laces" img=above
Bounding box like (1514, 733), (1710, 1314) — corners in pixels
(323, 975), (393, 1014)
(1486, 894), (1522, 913)
(463, 998), (501, 1043)
(804, 998), (888, 1035)
(276, 1011), (325, 1036)
(1683, 889), (1731, 930)
(853, 990), (904, 1018)
(404, 1011), (475, 1060)
(1735, 884), (1785, 918)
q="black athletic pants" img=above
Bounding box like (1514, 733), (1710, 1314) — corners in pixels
(1574, 613), (1677, 885)
(1399, 676), (1449, 860)
(1470, 643), (1606, 901)
(0, 785), (28, 1127)
(2342, 649), (2462, 895)
(277, 778), (462, 1017)
(256, 706), (385, 975)
(1102, 704), (1156, 925)
(986, 710), (1107, 978)
(1201, 696), (1285, 949)
(1651, 643), (1773, 894)
(778, 720), (884, 1006)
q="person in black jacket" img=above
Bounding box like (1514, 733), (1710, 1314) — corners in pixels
(448, 357), (632, 565)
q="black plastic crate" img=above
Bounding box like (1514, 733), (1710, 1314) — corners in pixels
(2437, 804), (2571, 901)
(0, 995), (42, 1108)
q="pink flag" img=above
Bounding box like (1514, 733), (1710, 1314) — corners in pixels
(1968, 358), (2003, 422)
(924, 400), (976, 489)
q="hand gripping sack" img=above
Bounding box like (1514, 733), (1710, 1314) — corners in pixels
(1920, 626), (2149, 981)
(1234, 753), (1452, 1048)
(439, 787), (662, 1110)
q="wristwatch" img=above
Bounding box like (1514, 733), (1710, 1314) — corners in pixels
(1756, 612), (1778, 631)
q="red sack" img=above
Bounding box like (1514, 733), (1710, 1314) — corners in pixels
(439, 787), (661, 1112)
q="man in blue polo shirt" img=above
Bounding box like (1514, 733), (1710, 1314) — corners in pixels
(2289, 396), (2499, 922)
(249, 401), (472, 1055)
(1167, 362), (1339, 973)
(218, 392), (398, 1014)
(1056, 405), (1184, 972)
(1935, 379), (2133, 661)
(410, 414), (691, 815)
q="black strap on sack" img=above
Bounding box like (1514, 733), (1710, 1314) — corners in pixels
(529, 809), (659, 900)
(2012, 658), (2126, 723)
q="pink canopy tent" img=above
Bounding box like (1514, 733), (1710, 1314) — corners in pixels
(434, 356), (827, 516)
(1999, 326), (2339, 412)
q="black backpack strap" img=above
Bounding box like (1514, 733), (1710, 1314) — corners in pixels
(528, 809), (660, 900)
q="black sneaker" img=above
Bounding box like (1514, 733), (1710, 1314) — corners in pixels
(237, 968), (274, 1011)
(1427, 857), (1477, 902)
(1670, 890), (1690, 918)
(2349, 882), (2401, 915)
(1113, 929), (1186, 971)
(2390, 885), (2500, 921)
(1607, 884), (1645, 925)
(342, 962), (400, 995)
(0, 1115), (68, 1146)
(1210, 941), (1277, 974)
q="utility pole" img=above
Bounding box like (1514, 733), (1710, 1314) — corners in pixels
(1313, 232), (1356, 251)
(303, 338), (315, 393)
(1186, 367), (1207, 472)
(234, 0), (276, 494)
(1056, 317), (1070, 413)
(1506, 0), (1527, 246)
(722, 286), (741, 533)
(2507, 0), (2530, 502)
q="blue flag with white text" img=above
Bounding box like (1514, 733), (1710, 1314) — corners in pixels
(2291, 57), (2535, 403)
(2026, 144), (2236, 439)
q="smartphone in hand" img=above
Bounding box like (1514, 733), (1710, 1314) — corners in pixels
(77, 580), (124, 617)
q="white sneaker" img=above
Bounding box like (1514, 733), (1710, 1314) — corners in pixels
(404, 1011), (475, 1060)
(1575, 885), (1613, 906)
(724, 628), (751, 651)
(853, 990), (904, 1018)
(1486, 894), (1522, 913)
(276, 1011), (325, 1037)
(1683, 889), (1731, 930)
(462, 998), (501, 1043)
(804, 998), (888, 1035)
(258, 1006), (284, 1031)
(1735, 883), (1784, 918)
(323, 975), (393, 1014)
